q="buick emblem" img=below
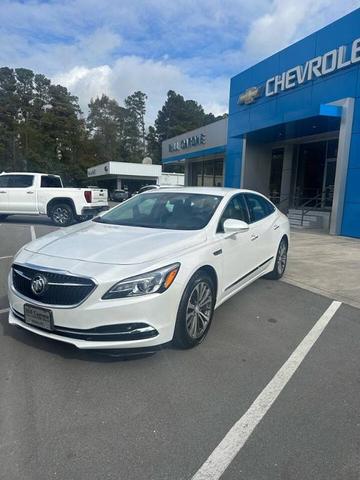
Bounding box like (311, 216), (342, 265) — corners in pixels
(31, 274), (48, 296)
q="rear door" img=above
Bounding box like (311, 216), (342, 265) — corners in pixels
(7, 174), (37, 213)
(0, 175), (10, 213)
(244, 193), (279, 268)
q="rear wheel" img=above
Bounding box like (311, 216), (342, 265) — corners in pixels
(173, 271), (215, 349)
(265, 237), (288, 280)
(50, 203), (74, 227)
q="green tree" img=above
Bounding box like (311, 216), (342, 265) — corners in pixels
(0, 67), (86, 183)
(124, 91), (147, 156)
(87, 94), (124, 163)
(154, 90), (221, 143)
(145, 125), (161, 164)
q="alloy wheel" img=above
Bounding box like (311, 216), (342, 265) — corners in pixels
(277, 240), (287, 274)
(185, 281), (213, 339)
(53, 207), (70, 225)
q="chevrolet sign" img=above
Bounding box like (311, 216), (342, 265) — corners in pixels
(238, 87), (261, 105)
(238, 36), (360, 106)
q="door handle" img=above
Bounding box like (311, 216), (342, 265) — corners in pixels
(273, 224), (279, 230)
(27, 191), (34, 194)
(251, 234), (259, 241)
(0, 191), (6, 194)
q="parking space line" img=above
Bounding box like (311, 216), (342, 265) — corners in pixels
(0, 256), (13, 260)
(191, 300), (342, 480)
(30, 225), (36, 240)
(0, 308), (9, 314)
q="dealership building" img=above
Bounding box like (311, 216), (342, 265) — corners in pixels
(162, 9), (360, 238)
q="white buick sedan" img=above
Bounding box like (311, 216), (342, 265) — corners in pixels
(8, 188), (289, 352)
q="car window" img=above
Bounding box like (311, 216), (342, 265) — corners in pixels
(0, 175), (11, 187)
(94, 192), (222, 230)
(245, 193), (275, 223)
(218, 194), (249, 232)
(8, 175), (34, 188)
(41, 175), (62, 188)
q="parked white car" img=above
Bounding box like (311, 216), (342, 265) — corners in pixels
(0, 172), (108, 226)
(8, 187), (290, 352)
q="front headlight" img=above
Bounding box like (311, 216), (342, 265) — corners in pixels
(102, 263), (180, 300)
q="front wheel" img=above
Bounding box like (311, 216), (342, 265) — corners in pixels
(265, 237), (288, 280)
(173, 271), (215, 349)
(50, 203), (74, 227)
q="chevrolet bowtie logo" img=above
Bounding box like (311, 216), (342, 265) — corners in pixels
(238, 86), (261, 105)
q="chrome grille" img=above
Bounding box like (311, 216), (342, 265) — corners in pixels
(12, 264), (96, 306)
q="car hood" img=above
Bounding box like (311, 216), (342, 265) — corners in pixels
(24, 221), (206, 265)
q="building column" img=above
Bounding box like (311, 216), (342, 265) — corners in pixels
(225, 136), (245, 188)
(329, 98), (355, 235)
(339, 98), (359, 237)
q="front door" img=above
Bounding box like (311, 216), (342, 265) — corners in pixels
(244, 192), (280, 267)
(217, 193), (254, 296)
(0, 175), (10, 212)
(7, 174), (37, 213)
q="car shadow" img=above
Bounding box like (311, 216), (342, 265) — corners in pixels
(0, 314), (165, 363)
(1, 215), (55, 226)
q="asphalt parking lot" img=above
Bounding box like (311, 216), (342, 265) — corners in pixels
(0, 218), (359, 480)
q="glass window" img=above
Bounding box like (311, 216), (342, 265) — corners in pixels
(8, 175), (34, 188)
(269, 148), (284, 203)
(94, 192), (223, 230)
(214, 160), (224, 187)
(218, 194), (249, 232)
(0, 175), (11, 187)
(41, 175), (62, 188)
(190, 159), (224, 187)
(245, 193), (275, 223)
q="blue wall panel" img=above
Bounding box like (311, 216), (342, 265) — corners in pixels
(341, 203), (360, 238)
(225, 8), (360, 237)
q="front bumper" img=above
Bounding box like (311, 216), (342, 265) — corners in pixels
(8, 276), (182, 350)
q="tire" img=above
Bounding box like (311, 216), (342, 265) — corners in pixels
(50, 203), (74, 227)
(265, 237), (288, 280)
(173, 271), (215, 349)
(0, 214), (8, 221)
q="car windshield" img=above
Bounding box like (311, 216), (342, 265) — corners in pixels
(94, 192), (222, 230)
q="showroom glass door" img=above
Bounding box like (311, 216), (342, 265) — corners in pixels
(293, 139), (338, 208)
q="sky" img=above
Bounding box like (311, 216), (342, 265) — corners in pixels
(0, 0), (359, 123)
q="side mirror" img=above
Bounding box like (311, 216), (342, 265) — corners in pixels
(223, 218), (249, 234)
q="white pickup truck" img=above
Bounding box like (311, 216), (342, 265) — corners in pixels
(0, 172), (108, 226)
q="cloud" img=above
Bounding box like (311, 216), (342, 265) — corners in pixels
(0, 0), (359, 125)
(242, 0), (360, 62)
(53, 57), (229, 123)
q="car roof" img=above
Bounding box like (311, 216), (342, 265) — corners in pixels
(141, 186), (256, 196)
(0, 172), (60, 176)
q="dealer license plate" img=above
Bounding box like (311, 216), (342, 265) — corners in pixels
(24, 304), (54, 331)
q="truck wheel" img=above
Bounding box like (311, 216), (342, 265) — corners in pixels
(50, 203), (74, 227)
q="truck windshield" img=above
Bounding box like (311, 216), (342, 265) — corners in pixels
(94, 192), (222, 230)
